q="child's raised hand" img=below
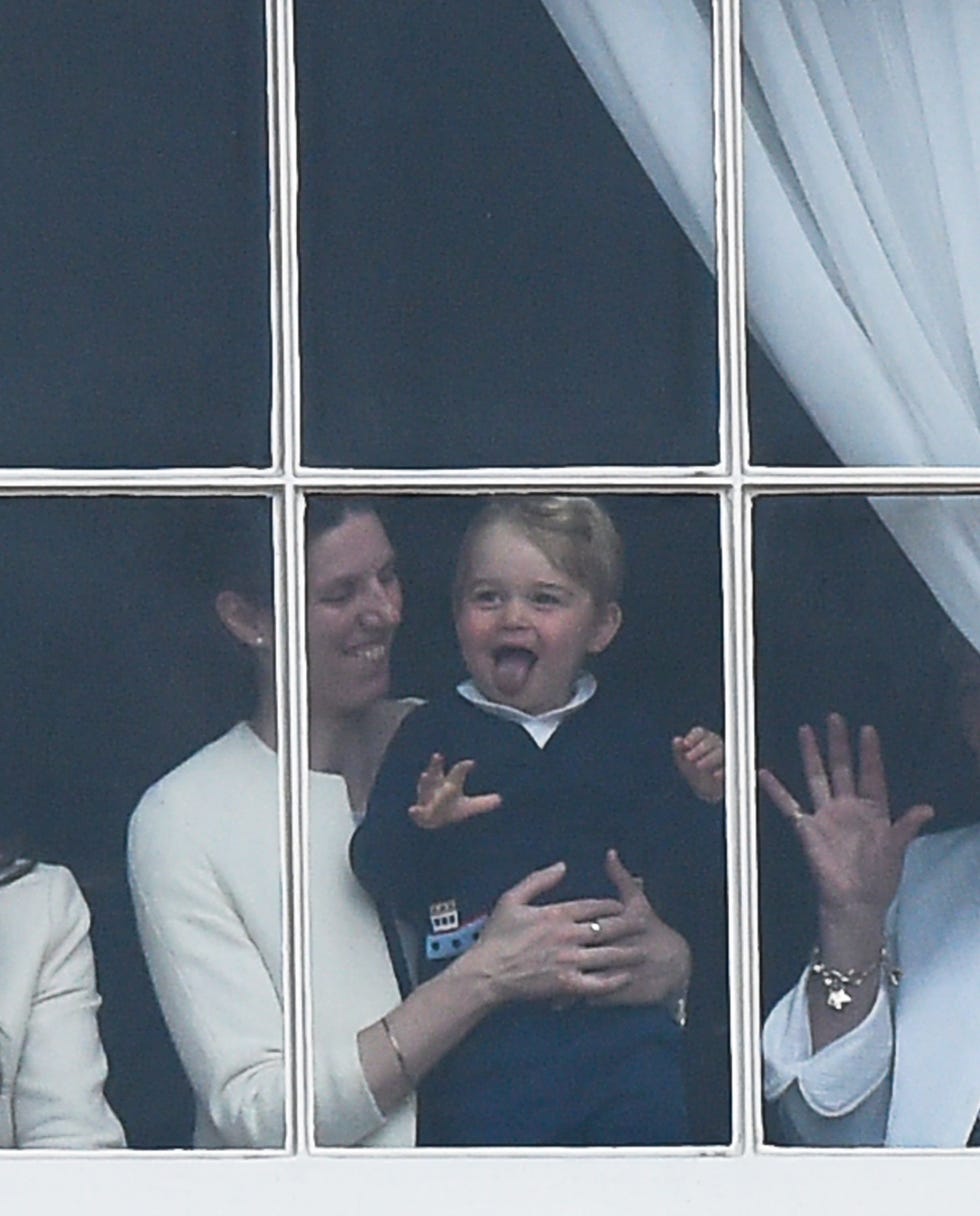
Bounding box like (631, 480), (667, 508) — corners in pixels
(408, 752), (503, 830)
(672, 726), (725, 803)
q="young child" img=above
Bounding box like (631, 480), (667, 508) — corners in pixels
(350, 495), (727, 1146)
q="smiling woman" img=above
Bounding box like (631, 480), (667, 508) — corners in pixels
(127, 496), (684, 1149)
(302, 506), (405, 775)
(215, 500), (407, 785)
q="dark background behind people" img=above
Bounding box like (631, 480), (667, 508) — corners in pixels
(0, 487), (961, 1147)
(0, 494), (729, 1147)
(0, 4), (269, 468)
(1, 1), (962, 1147)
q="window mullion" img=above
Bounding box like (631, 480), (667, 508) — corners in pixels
(266, 0), (308, 1156)
(715, 0), (749, 481)
(266, 0), (301, 478)
(715, 0), (756, 1154)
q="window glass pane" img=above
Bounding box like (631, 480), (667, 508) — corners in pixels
(307, 492), (729, 1147)
(297, 2), (717, 468)
(1, 5), (270, 467)
(745, 2), (980, 468)
(0, 496), (283, 1149)
(748, 344), (840, 467)
(755, 494), (974, 1146)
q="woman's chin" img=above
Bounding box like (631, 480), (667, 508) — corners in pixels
(313, 672), (392, 719)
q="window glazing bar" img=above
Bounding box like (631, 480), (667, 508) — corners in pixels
(714, 0), (758, 1152)
(266, 0), (310, 1155)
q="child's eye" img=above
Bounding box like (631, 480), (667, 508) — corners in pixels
(531, 592), (563, 607)
(470, 588), (501, 606)
(378, 563), (398, 587)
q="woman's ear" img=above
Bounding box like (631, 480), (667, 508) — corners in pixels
(215, 590), (273, 651)
(587, 601), (623, 655)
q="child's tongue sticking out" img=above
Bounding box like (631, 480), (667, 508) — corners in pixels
(493, 647), (536, 698)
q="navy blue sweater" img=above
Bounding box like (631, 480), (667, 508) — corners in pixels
(351, 686), (729, 1145)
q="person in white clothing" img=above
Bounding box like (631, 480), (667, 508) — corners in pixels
(0, 859), (125, 1148)
(129, 497), (691, 1148)
(758, 699), (980, 1146)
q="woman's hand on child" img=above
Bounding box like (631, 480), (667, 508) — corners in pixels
(466, 861), (634, 1004)
(585, 849), (692, 1010)
(465, 853), (691, 1011)
(672, 726), (725, 803)
(408, 752), (503, 830)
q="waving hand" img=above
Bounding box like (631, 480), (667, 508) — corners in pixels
(759, 713), (932, 919)
(408, 753), (502, 830)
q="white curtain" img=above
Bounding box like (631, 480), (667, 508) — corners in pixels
(541, 0), (980, 650)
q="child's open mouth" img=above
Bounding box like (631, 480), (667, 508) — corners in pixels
(492, 646), (537, 696)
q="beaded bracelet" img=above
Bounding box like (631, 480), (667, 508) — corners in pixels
(808, 945), (901, 1011)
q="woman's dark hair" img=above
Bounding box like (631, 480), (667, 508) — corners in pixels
(0, 806), (35, 888)
(306, 497), (385, 550)
(207, 496), (275, 607)
(0, 856), (35, 888)
(206, 495), (386, 609)
(0, 806), (34, 889)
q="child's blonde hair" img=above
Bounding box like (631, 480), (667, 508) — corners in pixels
(453, 495), (624, 610)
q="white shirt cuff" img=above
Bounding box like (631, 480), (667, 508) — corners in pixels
(763, 966), (893, 1117)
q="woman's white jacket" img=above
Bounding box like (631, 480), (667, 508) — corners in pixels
(764, 823), (980, 1147)
(0, 863), (124, 1148)
(128, 723), (414, 1149)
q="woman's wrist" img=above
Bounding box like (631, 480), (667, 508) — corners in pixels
(657, 938), (691, 1012)
(663, 975), (690, 1026)
(359, 959), (500, 1116)
(816, 905), (887, 971)
(448, 935), (510, 1013)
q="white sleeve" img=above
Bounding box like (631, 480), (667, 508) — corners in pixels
(128, 795), (285, 1149)
(13, 869), (125, 1149)
(762, 965), (893, 1145)
(307, 786), (410, 1147)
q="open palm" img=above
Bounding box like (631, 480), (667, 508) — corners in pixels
(759, 713), (933, 918)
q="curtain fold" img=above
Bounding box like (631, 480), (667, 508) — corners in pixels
(542, 0), (980, 650)
(537, 0), (715, 264)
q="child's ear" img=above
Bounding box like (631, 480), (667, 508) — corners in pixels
(587, 602), (622, 655)
(215, 590), (274, 651)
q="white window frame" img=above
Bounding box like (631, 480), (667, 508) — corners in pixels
(4, 0), (979, 1210)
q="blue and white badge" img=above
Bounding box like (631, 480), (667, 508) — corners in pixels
(425, 901), (488, 961)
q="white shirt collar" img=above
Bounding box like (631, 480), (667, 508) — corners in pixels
(455, 672), (597, 748)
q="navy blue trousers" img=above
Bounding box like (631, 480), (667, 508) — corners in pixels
(416, 1003), (687, 1148)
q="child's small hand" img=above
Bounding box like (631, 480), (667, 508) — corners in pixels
(672, 726), (725, 804)
(408, 752), (503, 830)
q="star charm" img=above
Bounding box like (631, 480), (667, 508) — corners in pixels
(827, 987), (852, 1011)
